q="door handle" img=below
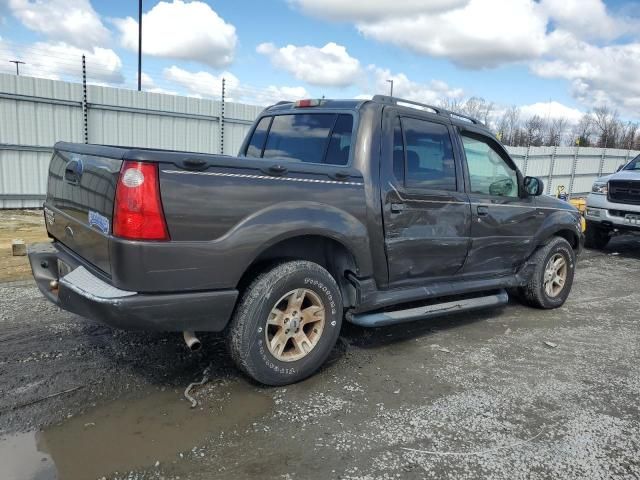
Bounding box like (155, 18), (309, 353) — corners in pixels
(477, 205), (489, 216)
(329, 171), (350, 181)
(262, 164), (288, 176)
(390, 203), (405, 213)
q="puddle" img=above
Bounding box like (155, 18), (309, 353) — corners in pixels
(0, 381), (273, 480)
(0, 431), (56, 480)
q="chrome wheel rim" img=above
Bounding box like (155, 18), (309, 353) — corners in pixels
(543, 253), (567, 298)
(265, 289), (325, 362)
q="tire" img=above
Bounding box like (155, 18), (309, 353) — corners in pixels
(226, 260), (343, 386)
(519, 237), (576, 309)
(584, 221), (611, 249)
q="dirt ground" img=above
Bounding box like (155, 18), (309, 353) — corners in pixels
(0, 230), (639, 479)
(0, 210), (49, 282)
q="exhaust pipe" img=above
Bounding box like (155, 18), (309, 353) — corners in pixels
(183, 331), (201, 352)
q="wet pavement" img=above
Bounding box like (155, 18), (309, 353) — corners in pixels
(0, 238), (639, 479)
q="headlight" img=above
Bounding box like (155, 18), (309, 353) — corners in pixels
(591, 181), (608, 194)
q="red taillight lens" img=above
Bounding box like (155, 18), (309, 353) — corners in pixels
(113, 161), (169, 241)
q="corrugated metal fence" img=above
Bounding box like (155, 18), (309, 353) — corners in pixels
(0, 73), (261, 208)
(1, 73), (638, 208)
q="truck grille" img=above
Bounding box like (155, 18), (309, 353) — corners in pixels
(608, 180), (640, 205)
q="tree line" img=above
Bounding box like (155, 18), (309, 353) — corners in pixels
(439, 98), (640, 150)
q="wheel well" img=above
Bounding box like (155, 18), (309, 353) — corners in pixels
(237, 236), (359, 308)
(549, 229), (579, 250)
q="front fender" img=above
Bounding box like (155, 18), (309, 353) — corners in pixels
(530, 209), (583, 257)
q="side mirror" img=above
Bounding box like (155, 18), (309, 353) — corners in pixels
(524, 176), (544, 196)
(616, 164), (624, 172)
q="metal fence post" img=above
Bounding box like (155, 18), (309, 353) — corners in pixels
(81, 55), (88, 144)
(522, 143), (531, 177)
(597, 147), (607, 177)
(219, 77), (225, 155)
(546, 144), (557, 195)
(567, 144), (580, 198)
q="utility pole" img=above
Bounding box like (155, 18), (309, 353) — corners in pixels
(137, 0), (142, 91)
(10, 60), (25, 76)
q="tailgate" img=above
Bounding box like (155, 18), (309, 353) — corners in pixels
(45, 145), (124, 275)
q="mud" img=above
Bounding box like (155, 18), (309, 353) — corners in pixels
(0, 236), (639, 479)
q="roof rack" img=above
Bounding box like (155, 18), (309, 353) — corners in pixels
(372, 94), (482, 125)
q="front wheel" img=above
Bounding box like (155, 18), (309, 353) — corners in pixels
(584, 221), (611, 249)
(226, 260), (343, 386)
(519, 237), (576, 309)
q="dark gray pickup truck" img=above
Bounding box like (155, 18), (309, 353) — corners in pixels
(29, 95), (584, 385)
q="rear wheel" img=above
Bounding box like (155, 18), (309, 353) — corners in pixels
(519, 237), (576, 309)
(584, 221), (611, 249)
(226, 260), (343, 386)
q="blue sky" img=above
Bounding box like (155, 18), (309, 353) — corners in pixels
(1, 0), (640, 121)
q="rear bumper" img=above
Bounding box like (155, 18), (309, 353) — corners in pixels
(28, 242), (238, 332)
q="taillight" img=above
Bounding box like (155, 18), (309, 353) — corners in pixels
(113, 161), (169, 240)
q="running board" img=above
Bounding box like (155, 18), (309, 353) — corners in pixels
(347, 290), (509, 328)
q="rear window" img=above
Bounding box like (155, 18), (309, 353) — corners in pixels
(245, 113), (353, 166)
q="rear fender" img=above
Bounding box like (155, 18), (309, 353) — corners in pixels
(235, 201), (372, 278)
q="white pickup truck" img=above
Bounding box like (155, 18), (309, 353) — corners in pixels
(585, 155), (640, 248)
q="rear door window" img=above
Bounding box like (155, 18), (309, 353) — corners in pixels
(246, 113), (353, 166)
(401, 117), (457, 191)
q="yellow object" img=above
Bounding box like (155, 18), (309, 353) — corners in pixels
(580, 216), (586, 232)
(569, 198), (586, 213)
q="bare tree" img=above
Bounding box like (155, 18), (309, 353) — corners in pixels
(439, 96), (494, 125)
(592, 105), (620, 148)
(573, 113), (594, 147)
(619, 121), (639, 150)
(545, 117), (569, 146)
(524, 115), (545, 146)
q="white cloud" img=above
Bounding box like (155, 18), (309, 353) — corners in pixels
(518, 101), (584, 124)
(289, 0), (469, 21)
(540, 0), (634, 40)
(358, 0), (549, 69)
(0, 40), (123, 83)
(365, 66), (464, 104)
(8, 0), (110, 47)
(293, 0), (637, 71)
(257, 42), (361, 87)
(163, 65), (309, 105)
(163, 65), (237, 97)
(114, 0), (237, 68)
(138, 71), (177, 95)
(531, 33), (640, 114)
(233, 85), (310, 106)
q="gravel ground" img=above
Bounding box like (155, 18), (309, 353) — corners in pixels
(0, 237), (639, 480)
